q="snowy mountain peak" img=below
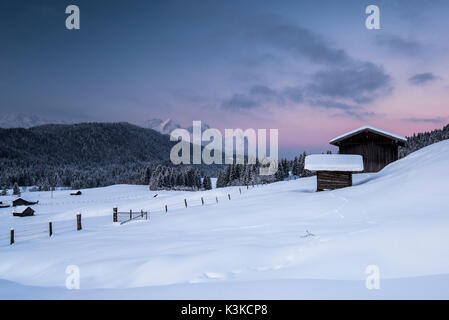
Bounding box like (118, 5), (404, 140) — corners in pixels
(145, 118), (181, 135)
(0, 113), (69, 129)
(145, 118), (210, 135)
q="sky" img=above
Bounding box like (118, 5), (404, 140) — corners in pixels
(1, 0), (448, 157)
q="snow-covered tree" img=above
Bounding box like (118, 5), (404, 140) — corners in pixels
(13, 182), (20, 195)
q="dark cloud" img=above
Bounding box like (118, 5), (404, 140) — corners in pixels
(402, 117), (446, 123)
(221, 81), (380, 121)
(221, 94), (260, 110)
(307, 62), (392, 104)
(222, 84), (301, 110)
(375, 34), (423, 56)
(249, 85), (277, 97)
(223, 20), (393, 117)
(221, 61), (392, 117)
(281, 86), (304, 103)
(221, 85), (283, 110)
(408, 73), (439, 86)
(331, 110), (377, 121)
(309, 100), (376, 121)
(309, 99), (358, 111)
(249, 20), (351, 66)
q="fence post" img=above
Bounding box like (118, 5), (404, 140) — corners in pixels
(130, 209), (132, 220)
(239, 188), (241, 194)
(10, 228), (14, 245)
(77, 213), (82, 231)
(165, 205), (168, 213)
(228, 194), (231, 200)
(146, 211), (148, 220)
(141, 209), (143, 218)
(201, 197), (204, 205)
(216, 197), (218, 204)
(184, 199), (187, 208)
(113, 207), (118, 223)
(49, 222), (53, 237)
(247, 185), (248, 189)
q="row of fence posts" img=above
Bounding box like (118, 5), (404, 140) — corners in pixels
(113, 187), (245, 223)
(10, 186), (252, 244)
(9, 213), (82, 245)
(180, 192), (233, 211)
(113, 208), (148, 223)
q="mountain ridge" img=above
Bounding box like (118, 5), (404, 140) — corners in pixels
(0, 113), (70, 129)
(0, 122), (222, 189)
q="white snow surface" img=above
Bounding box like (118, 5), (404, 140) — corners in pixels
(305, 154), (364, 172)
(329, 126), (407, 144)
(1, 141), (449, 299)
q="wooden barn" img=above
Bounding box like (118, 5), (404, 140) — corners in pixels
(305, 154), (364, 191)
(329, 126), (407, 172)
(13, 206), (35, 217)
(12, 198), (39, 207)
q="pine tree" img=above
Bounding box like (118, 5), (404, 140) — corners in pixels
(13, 182), (20, 196)
(216, 170), (226, 188)
(275, 161), (284, 181)
(149, 165), (164, 190)
(195, 171), (202, 190)
(176, 172), (185, 186)
(143, 167), (152, 185)
(281, 158), (289, 178)
(203, 176), (212, 190)
(292, 156), (299, 176)
(224, 165), (232, 186)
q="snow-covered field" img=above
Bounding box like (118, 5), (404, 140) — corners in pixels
(1, 141), (449, 299)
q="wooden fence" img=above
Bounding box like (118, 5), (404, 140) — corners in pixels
(7, 213), (83, 245)
(113, 208), (148, 225)
(5, 184), (259, 246)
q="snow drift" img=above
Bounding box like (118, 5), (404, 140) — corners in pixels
(0, 140), (449, 299)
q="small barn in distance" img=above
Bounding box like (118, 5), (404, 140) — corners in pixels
(329, 126), (407, 172)
(305, 154), (364, 191)
(12, 198), (39, 207)
(13, 206), (35, 217)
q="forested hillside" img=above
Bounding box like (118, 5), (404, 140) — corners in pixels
(0, 122), (221, 189)
(399, 123), (449, 158)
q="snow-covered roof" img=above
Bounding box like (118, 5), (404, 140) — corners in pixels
(305, 154), (364, 172)
(329, 126), (407, 145)
(13, 205), (32, 213)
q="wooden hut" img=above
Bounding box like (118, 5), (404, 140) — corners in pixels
(329, 126), (407, 172)
(305, 154), (364, 191)
(13, 206), (35, 217)
(12, 198), (39, 207)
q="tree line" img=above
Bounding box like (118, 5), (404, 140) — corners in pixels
(399, 123), (449, 158)
(216, 152), (315, 188)
(144, 165), (213, 191)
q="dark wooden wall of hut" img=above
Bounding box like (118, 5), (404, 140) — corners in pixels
(317, 171), (352, 191)
(337, 132), (400, 172)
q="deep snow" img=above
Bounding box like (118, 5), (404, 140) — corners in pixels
(329, 125), (407, 144)
(1, 140), (449, 299)
(305, 154), (364, 171)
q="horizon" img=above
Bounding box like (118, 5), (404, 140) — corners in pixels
(1, 0), (448, 156)
(2, 115), (448, 159)
(2, 1), (449, 302)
